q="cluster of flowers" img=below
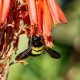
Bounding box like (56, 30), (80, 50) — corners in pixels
(0, 0), (67, 48)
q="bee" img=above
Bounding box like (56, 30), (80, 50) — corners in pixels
(15, 35), (60, 63)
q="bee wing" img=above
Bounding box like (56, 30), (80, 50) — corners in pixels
(15, 48), (32, 60)
(45, 47), (61, 58)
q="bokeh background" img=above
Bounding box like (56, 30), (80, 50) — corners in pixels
(8, 0), (80, 80)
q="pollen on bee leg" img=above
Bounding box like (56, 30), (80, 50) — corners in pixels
(10, 60), (28, 66)
(16, 60), (28, 65)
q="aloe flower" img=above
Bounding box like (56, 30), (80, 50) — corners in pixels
(0, 0), (67, 47)
(25, 0), (67, 47)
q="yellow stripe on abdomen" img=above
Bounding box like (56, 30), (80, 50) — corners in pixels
(32, 46), (43, 55)
(32, 46), (43, 51)
(32, 50), (43, 55)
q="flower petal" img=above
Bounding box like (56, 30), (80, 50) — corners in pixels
(54, 0), (67, 24)
(26, 0), (37, 25)
(36, 0), (43, 35)
(0, 0), (3, 24)
(1, 0), (11, 23)
(43, 0), (52, 36)
(46, 0), (60, 24)
(30, 25), (36, 37)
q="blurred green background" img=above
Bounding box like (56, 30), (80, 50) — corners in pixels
(8, 0), (80, 80)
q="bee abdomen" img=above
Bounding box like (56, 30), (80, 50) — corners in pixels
(32, 46), (44, 55)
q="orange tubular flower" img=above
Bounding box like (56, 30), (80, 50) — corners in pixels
(1, 0), (11, 23)
(54, 0), (67, 24)
(0, 0), (2, 24)
(26, 0), (38, 25)
(36, 0), (43, 35)
(46, 0), (60, 24)
(0, 0), (11, 25)
(25, 0), (67, 48)
(0, 0), (67, 47)
(43, 0), (53, 47)
(43, 0), (52, 36)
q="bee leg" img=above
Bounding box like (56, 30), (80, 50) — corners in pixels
(10, 40), (32, 66)
(15, 51), (17, 54)
(9, 48), (32, 66)
(9, 61), (18, 66)
(9, 60), (28, 66)
(15, 39), (32, 60)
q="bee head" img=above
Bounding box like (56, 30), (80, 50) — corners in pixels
(32, 35), (43, 47)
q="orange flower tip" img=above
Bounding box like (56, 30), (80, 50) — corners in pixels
(46, 42), (53, 48)
(61, 16), (67, 24)
(64, 19), (67, 24)
(54, 21), (61, 26)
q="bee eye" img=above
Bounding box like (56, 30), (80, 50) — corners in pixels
(32, 36), (40, 41)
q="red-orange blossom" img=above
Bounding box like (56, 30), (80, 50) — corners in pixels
(0, 0), (67, 48)
(25, 0), (67, 47)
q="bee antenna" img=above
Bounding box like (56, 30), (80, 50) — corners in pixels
(9, 61), (17, 66)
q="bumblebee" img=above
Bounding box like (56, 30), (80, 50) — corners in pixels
(15, 35), (60, 63)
